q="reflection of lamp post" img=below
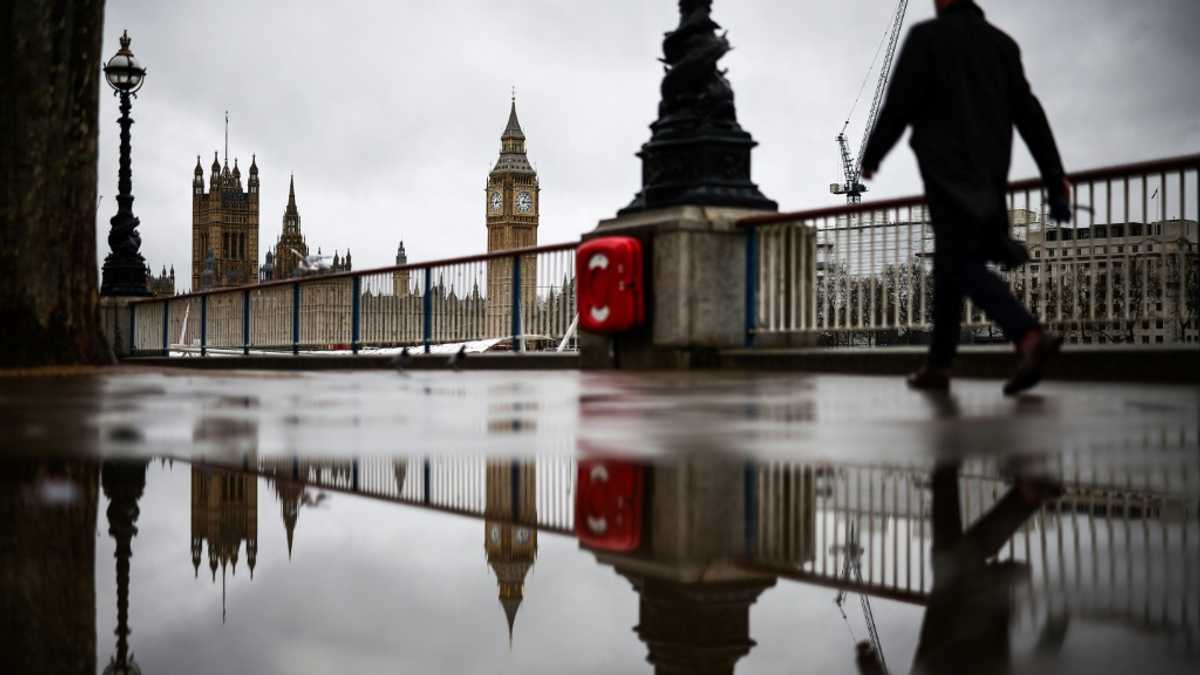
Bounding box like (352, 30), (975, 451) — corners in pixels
(100, 30), (150, 297)
(102, 460), (148, 675)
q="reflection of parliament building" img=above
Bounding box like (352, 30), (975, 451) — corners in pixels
(484, 460), (538, 642)
(190, 465), (258, 580)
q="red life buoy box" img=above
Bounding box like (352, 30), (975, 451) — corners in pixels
(574, 459), (645, 552)
(576, 236), (644, 334)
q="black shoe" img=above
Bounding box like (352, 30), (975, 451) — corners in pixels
(1004, 331), (1063, 396)
(907, 367), (950, 391)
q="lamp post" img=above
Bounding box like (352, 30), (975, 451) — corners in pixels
(100, 30), (150, 297)
(620, 0), (775, 215)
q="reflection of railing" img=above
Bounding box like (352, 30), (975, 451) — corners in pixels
(742, 155), (1200, 347)
(746, 452), (1200, 649)
(213, 455), (578, 535)
(183, 448), (1197, 647)
(128, 243), (578, 356)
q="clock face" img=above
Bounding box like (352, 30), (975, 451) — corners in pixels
(515, 527), (531, 545)
(490, 191), (502, 211)
(515, 191), (533, 213)
(489, 524), (501, 544)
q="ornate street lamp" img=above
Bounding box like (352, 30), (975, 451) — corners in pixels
(620, 0), (776, 215)
(100, 30), (151, 297)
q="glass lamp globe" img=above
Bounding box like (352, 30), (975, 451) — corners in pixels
(104, 30), (146, 93)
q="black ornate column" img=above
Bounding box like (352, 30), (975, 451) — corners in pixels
(619, 571), (775, 675)
(101, 460), (147, 675)
(621, 0), (776, 215)
(100, 89), (150, 296)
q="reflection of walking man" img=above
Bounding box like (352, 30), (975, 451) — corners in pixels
(861, 0), (1073, 395)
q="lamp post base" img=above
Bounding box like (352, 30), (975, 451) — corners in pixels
(100, 253), (151, 297)
(620, 132), (777, 216)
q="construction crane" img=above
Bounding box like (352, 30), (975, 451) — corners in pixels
(831, 0), (910, 204)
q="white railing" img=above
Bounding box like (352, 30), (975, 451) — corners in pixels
(743, 155), (1200, 347)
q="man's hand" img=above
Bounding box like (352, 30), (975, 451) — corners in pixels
(1048, 176), (1072, 224)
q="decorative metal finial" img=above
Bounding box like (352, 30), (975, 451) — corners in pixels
(118, 29), (131, 52)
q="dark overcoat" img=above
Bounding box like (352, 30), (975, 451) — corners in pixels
(861, 0), (1066, 259)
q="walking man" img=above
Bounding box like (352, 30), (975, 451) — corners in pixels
(861, 0), (1072, 395)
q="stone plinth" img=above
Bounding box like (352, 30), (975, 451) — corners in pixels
(99, 296), (137, 358)
(581, 205), (772, 369)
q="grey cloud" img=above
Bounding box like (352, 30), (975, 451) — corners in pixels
(95, 1), (1200, 291)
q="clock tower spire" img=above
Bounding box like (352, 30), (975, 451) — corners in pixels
(485, 95), (539, 337)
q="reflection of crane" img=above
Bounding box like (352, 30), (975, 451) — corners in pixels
(831, 0), (910, 204)
(833, 522), (888, 673)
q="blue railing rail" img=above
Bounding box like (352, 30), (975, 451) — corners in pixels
(738, 154), (1200, 347)
(127, 241), (578, 357)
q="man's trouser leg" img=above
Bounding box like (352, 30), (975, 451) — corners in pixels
(958, 257), (1039, 346)
(930, 250), (965, 369)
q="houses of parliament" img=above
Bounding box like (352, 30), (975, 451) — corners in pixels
(189, 99), (540, 306)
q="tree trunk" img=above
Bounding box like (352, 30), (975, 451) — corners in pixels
(0, 0), (111, 366)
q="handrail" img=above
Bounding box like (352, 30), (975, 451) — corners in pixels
(737, 153), (1200, 228)
(131, 240), (579, 304)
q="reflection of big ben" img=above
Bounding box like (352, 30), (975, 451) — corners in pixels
(484, 460), (537, 643)
(190, 466), (258, 580)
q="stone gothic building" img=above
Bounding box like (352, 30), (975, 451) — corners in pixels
(145, 264), (175, 297)
(486, 97), (539, 336)
(192, 152), (260, 291)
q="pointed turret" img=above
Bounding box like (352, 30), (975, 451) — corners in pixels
(282, 174), (301, 234)
(344, 249), (351, 270)
(247, 154), (259, 193)
(494, 95), (534, 175)
(502, 95), (525, 141)
(395, 240), (407, 265)
(232, 158), (242, 190)
(210, 151), (220, 190)
(194, 155), (204, 191)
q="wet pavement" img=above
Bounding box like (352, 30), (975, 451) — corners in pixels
(1, 366), (1197, 674)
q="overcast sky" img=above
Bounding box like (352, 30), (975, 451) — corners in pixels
(96, 0), (1200, 291)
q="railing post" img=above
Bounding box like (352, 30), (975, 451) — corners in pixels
(422, 457), (431, 505)
(161, 300), (169, 357)
(511, 254), (522, 352)
(242, 288), (251, 356)
(200, 294), (208, 357)
(351, 274), (362, 355)
(422, 266), (433, 354)
(351, 458), (360, 491)
(745, 227), (758, 348)
(128, 303), (136, 355)
(291, 282), (300, 355)
(743, 462), (757, 556)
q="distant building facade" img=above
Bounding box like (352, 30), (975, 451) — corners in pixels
(192, 152), (260, 290)
(1023, 219), (1198, 345)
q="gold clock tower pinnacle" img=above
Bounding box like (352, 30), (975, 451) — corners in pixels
(485, 96), (539, 337)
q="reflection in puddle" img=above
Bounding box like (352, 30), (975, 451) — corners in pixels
(2, 442), (1196, 674)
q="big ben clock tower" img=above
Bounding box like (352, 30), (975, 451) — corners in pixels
(485, 96), (539, 337)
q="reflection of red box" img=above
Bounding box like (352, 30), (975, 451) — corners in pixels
(575, 460), (645, 551)
(577, 236), (644, 334)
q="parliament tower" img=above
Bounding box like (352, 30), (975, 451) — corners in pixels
(485, 97), (539, 336)
(192, 151), (260, 290)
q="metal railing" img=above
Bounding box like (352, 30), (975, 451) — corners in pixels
(742, 155), (1200, 347)
(128, 243), (578, 356)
